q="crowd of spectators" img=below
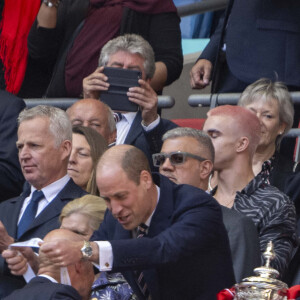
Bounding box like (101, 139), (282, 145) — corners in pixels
(0, 0), (300, 299)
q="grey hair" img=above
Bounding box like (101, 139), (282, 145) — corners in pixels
(162, 127), (215, 163)
(98, 34), (155, 80)
(238, 78), (294, 147)
(18, 105), (72, 147)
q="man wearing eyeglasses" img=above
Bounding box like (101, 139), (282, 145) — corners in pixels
(153, 127), (261, 282)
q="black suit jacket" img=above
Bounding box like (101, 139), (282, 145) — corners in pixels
(221, 206), (261, 282)
(200, 0), (300, 87)
(0, 90), (25, 202)
(124, 112), (177, 171)
(0, 179), (86, 294)
(91, 174), (235, 300)
(3, 276), (81, 300)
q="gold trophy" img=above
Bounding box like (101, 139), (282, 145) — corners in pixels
(233, 241), (288, 300)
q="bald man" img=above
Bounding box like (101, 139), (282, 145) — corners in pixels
(3, 229), (94, 300)
(40, 144), (235, 300)
(203, 105), (297, 277)
(66, 99), (117, 145)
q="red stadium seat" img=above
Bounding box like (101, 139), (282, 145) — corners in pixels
(171, 118), (206, 130)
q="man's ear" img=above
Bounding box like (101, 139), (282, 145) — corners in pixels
(199, 160), (214, 180)
(108, 129), (117, 145)
(60, 140), (72, 161)
(139, 170), (152, 189)
(236, 137), (249, 153)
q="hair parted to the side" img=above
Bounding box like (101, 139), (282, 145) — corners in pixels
(208, 105), (261, 156)
(59, 194), (107, 231)
(18, 105), (72, 147)
(99, 34), (155, 80)
(72, 125), (108, 195)
(162, 127), (215, 163)
(238, 78), (294, 148)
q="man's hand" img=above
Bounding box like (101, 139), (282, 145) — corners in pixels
(40, 239), (84, 267)
(0, 221), (14, 253)
(83, 66), (109, 99)
(2, 249), (28, 276)
(190, 59), (213, 89)
(127, 79), (158, 126)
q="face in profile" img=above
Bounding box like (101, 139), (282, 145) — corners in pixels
(60, 212), (94, 240)
(203, 115), (238, 170)
(244, 98), (286, 149)
(17, 117), (70, 190)
(68, 133), (93, 190)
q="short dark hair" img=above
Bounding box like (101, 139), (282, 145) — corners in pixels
(121, 147), (151, 185)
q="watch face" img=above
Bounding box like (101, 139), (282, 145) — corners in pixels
(81, 242), (92, 258)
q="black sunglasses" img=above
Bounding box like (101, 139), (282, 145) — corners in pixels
(152, 151), (207, 167)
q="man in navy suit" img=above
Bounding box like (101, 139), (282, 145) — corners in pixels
(82, 34), (177, 169)
(0, 105), (86, 296)
(3, 229), (94, 300)
(41, 144), (235, 300)
(155, 127), (261, 282)
(190, 0), (300, 93)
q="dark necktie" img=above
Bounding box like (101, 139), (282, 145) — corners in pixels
(17, 190), (44, 239)
(114, 112), (123, 123)
(136, 223), (150, 299)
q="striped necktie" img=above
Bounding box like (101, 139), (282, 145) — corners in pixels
(17, 190), (44, 239)
(135, 223), (150, 299)
(114, 112), (123, 123)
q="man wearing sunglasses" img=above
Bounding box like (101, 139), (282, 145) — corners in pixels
(153, 127), (261, 282)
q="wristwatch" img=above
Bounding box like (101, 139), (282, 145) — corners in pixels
(43, 0), (60, 8)
(81, 241), (93, 259)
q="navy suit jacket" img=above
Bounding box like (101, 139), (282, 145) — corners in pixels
(0, 179), (86, 290)
(3, 276), (81, 300)
(0, 90), (25, 202)
(91, 174), (235, 300)
(200, 0), (300, 87)
(124, 111), (177, 171)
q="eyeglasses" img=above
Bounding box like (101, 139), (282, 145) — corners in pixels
(152, 151), (207, 167)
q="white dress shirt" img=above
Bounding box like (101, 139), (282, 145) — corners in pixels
(115, 112), (160, 145)
(18, 175), (70, 224)
(96, 185), (160, 271)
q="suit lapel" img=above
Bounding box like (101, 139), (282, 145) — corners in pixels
(19, 180), (84, 238)
(124, 111), (142, 145)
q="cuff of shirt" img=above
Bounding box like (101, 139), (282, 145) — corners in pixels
(141, 115), (160, 131)
(23, 263), (36, 283)
(95, 241), (113, 271)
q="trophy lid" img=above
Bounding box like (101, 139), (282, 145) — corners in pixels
(234, 241), (288, 299)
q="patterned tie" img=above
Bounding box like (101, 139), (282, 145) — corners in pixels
(135, 223), (150, 299)
(17, 190), (44, 239)
(113, 112), (123, 123)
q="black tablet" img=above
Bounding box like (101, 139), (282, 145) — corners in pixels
(100, 67), (142, 112)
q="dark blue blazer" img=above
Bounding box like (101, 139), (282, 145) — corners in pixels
(3, 276), (81, 300)
(0, 90), (25, 202)
(0, 179), (86, 291)
(124, 111), (177, 171)
(91, 174), (235, 300)
(200, 0), (300, 87)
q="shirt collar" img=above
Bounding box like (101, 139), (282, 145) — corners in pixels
(31, 174), (70, 203)
(144, 185), (160, 227)
(122, 112), (137, 126)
